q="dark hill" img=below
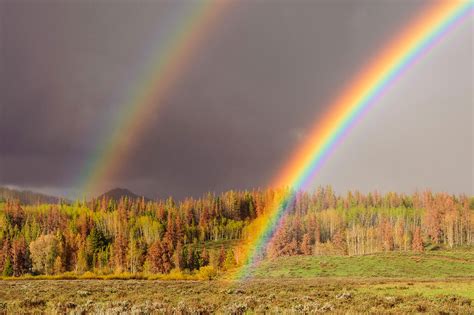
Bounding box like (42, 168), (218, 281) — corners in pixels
(0, 186), (68, 205)
(97, 188), (151, 202)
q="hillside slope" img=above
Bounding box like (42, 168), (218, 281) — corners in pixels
(96, 188), (151, 202)
(0, 187), (66, 204)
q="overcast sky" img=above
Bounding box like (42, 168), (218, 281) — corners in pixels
(0, 0), (472, 199)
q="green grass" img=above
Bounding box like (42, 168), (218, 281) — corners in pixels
(199, 239), (241, 251)
(0, 249), (472, 313)
(359, 281), (474, 299)
(250, 250), (474, 279)
(422, 246), (474, 260)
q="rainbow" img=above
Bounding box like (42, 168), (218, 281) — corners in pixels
(76, 0), (230, 197)
(234, 0), (473, 280)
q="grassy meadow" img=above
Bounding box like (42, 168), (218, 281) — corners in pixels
(248, 248), (474, 279)
(1, 192), (473, 313)
(0, 248), (473, 314)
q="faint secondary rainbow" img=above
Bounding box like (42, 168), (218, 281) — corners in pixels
(76, 0), (230, 197)
(234, 0), (473, 280)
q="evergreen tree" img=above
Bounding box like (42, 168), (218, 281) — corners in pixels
(187, 245), (196, 270)
(0, 187), (472, 276)
(217, 245), (226, 270)
(161, 239), (174, 273)
(2, 256), (13, 277)
(88, 228), (108, 254)
(147, 240), (163, 273)
(200, 247), (210, 267)
(11, 237), (29, 276)
(174, 241), (186, 270)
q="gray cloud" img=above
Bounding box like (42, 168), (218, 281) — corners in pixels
(0, 0), (472, 199)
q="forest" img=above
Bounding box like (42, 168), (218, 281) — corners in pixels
(0, 187), (473, 278)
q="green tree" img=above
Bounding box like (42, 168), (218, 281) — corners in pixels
(223, 249), (236, 270)
(29, 234), (59, 275)
(200, 247), (210, 267)
(53, 256), (63, 274)
(2, 256), (13, 276)
(87, 228), (108, 254)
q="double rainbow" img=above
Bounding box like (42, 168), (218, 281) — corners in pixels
(74, 0), (472, 278)
(234, 0), (473, 279)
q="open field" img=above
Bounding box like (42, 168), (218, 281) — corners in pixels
(0, 278), (473, 314)
(0, 250), (473, 314)
(248, 248), (474, 279)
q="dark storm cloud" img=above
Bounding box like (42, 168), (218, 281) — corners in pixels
(0, 1), (471, 198)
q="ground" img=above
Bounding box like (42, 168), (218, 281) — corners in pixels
(0, 249), (473, 314)
(248, 248), (474, 279)
(1, 278), (473, 313)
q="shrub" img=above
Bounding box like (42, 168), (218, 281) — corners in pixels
(163, 268), (187, 280)
(197, 266), (218, 280)
(29, 234), (59, 275)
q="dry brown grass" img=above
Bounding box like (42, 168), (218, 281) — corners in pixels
(0, 278), (472, 314)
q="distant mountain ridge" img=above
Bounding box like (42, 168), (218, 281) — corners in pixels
(0, 186), (151, 205)
(96, 188), (152, 202)
(0, 186), (67, 205)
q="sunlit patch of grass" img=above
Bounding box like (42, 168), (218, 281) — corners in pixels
(251, 250), (474, 279)
(358, 281), (474, 299)
(422, 246), (474, 261)
(0, 249), (472, 313)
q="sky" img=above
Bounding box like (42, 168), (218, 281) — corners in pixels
(0, 0), (472, 199)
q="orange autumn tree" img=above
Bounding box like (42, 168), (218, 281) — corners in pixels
(0, 188), (472, 276)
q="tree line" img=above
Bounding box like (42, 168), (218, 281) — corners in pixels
(0, 187), (472, 277)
